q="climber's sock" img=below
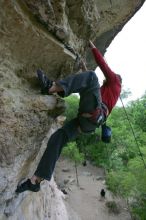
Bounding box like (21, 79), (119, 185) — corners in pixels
(15, 179), (40, 193)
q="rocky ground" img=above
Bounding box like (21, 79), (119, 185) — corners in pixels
(54, 157), (131, 220)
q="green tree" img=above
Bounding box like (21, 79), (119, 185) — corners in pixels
(62, 141), (84, 186)
(64, 95), (79, 121)
(130, 93), (146, 132)
(120, 88), (132, 99)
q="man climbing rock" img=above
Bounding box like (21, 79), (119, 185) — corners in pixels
(15, 40), (122, 193)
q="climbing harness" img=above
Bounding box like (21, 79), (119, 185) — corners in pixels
(80, 103), (109, 127)
(120, 96), (146, 169)
(101, 102), (109, 118)
(80, 108), (103, 127)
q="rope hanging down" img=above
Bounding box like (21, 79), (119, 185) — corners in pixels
(120, 96), (146, 169)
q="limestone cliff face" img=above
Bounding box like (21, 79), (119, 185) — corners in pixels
(0, 0), (145, 219)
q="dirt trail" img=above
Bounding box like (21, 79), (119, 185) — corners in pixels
(54, 157), (131, 220)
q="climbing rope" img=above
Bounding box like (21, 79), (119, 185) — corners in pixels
(64, 43), (77, 56)
(51, 30), (82, 69)
(120, 96), (146, 169)
(64, 43), (81, 69)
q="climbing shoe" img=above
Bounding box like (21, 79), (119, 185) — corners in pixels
(37, 69), (53, 94)
(15, 179), (40, 193)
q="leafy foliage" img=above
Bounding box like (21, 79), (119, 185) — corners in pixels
(129, 95), (146, 132)
(62, 141), (84, 186)
(120, 88), (132, 99)
(62, 141), (84, 164)
(64, 95), (79, 121)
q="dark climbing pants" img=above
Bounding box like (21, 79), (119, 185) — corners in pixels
(34, 71), (102, 180)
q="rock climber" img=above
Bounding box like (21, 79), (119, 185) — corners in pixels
(15, 40), (122, 193)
